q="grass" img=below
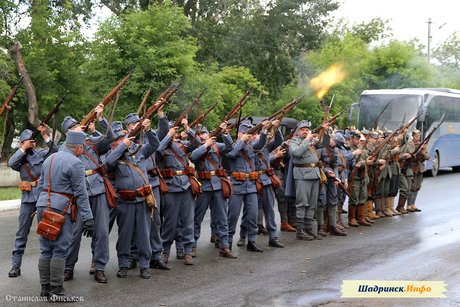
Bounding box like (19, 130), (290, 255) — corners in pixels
(0, 187), (22, 201)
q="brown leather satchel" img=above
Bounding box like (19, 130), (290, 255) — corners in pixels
(189, 176), (202, 197)
(36, 155), (69, 241)
(220, 176), (233, 199)
(37, 208), (67, 241)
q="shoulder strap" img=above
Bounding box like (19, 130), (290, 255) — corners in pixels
(240, 151), (255, 172)
(257, 152), (270, 169)
(86, 140), (99, 155)
(166, 145), (189, 168)
(81, 150), (100, 168)
(309, 145), (320, 159)
(122, 159), (149, 185)
(23, 162), (38, 181)
(47, 155), (56, 209)
(337, 150), (347, 167)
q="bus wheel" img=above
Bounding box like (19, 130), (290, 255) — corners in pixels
(431, 151), (440, 177)
(452, 166), (460, 172)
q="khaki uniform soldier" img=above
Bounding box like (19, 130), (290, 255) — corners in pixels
(347, 131), (374, 227)
(407, 129), (430, 212)
(396, 131), (415, 214)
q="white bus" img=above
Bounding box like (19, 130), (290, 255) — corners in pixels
(350, 88), (460, 176)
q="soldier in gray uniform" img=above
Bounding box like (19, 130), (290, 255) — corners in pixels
(104, 114), (159, 279)
(227, 119), (268, 252)
(36, 130), (94, 301)
(396, 129), (414, 214)
(8, 126), (57, 277)
(189, 123), (237, 258)
(318, 132), (347, 236)
(407, 129), (429, 212)
(156, 117), (200, 265)
(253, 121), (285, 247)
(288, 120), (323, 240)
(61, 105), (114, 283)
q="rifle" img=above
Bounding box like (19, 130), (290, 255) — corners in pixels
(189, 102), (218, 128)
(80, 69), (135, 127)
(413, 114), (445, 157)
(371, 101), (390, 130)
(311, 110), (345, 134)
(245, 96), (304, 135)
(136, 84), (153, 115)
(31, 91), (69, 140)
(127, 82), (180, 138)
(0, 75), (24, 117)
(209, 88), (253, 138)
(172, 89), (206, 128)
(318, 95), (334, 141)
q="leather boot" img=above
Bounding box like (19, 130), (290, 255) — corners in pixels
(247, 241), (264, 253)
(396, 195), (408, 214)
(337, 209), (349, 229)
(317, 224), (328, 237)
(330, 226), (347, 236)
(49, 285), (78, 303)
(160, 252), (169, 264)
(296, 228), (314, 241)
(280, 222), (296, 232)
(94, 270), (108, 283)
(348, 206), (359, 227)
(191, 247), (197, 258)
(357, 205), (372, 226)
(268, 237), (285, 248)
(150, 259), (171, 270)
(237, 236), (246, 247)
(306, 228), (321, 240)
(383, 198), (395, 216)
(140, 268), (151, 279)
(411, 204), (421, 212)
(388, 197), (401, 215)
(219, 248), (237, 258)
(63, 270), (73, 281)
(367, 201), (380, 219)
(8, 267), (21, 278)
(406, 204), (415, 212)
(40, 284), (51, 298)
(184, 254), (194, 265)
(257, 224), (269, 235)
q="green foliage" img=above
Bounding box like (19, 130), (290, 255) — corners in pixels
(84, 4), (198, 120)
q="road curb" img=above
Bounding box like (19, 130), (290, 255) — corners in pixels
(0, 199), (20, 211)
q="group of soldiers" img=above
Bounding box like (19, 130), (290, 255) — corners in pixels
(6, 102), (429, 301)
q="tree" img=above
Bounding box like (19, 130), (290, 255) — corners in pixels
(433, 32), (460, 71)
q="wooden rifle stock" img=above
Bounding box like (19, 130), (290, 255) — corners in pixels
(31, 91), (69, 140)
(128, 83), (179, 138)
(312, 110), (345, 134)
(136, 85), (153, 115)
(81, 69), (135, 127)
(209, 88), (252, 138)
(0, 75), (24, 117)
(189, 102), (218, 128)
(173, 89), (206, 128)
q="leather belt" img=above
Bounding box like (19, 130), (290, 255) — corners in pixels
(294, 163), (318, 168)
(231, 171), (259, 181)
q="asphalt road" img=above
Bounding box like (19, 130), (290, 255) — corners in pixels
(1, 171), (460, 306)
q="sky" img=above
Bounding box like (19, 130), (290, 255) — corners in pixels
(331, 0), (459, 49)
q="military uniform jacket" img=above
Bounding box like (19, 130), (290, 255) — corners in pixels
(348, 143), (368, 183)
(8, 141), (57, 203)
(408, 140), (430, 173)
(156, 129), (201, 192)
(226, 132), (268, 194)
(104, 130), (160, 203)
(376, 143), (392, 181)
(318, 145), (339, 179)
(36, 147), (93, 221)
(337, 146), (352, 182)
(399, 140), (415, 176)
(289, 137), (320, 180)
(189, 134), (233, 192)
(255, 130), (283, 186)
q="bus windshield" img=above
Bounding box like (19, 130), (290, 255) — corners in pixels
(358, 94), (421, 131)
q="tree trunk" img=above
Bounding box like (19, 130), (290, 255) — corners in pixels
(10, 41), (40, 129)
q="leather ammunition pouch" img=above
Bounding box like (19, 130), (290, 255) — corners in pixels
(265, 168), (281, 189)
(220, 177), (233, 199)
(18, 180), (38, 192)
(118, 185), (153, 201)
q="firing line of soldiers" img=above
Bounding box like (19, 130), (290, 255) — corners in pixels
(2, 75), (433, 302)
